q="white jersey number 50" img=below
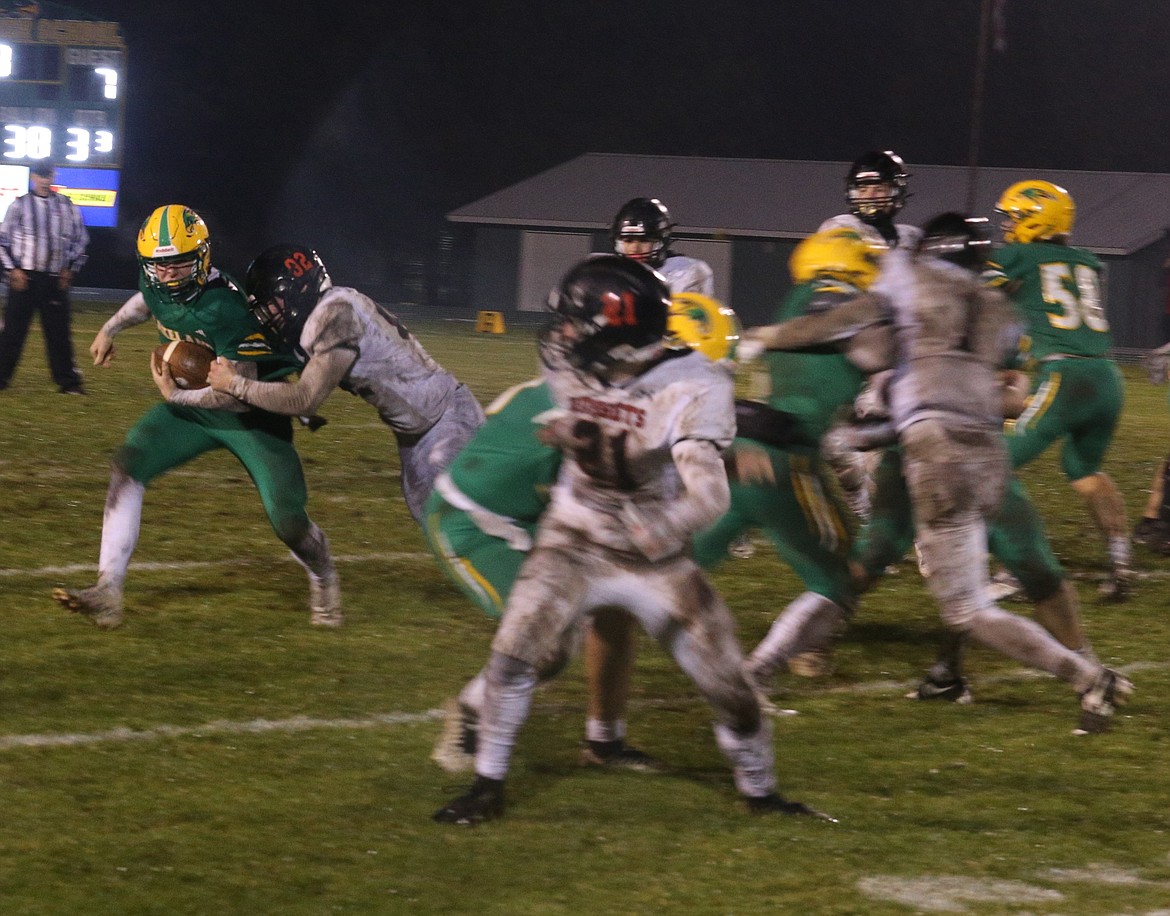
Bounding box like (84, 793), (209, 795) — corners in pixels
(1041, 262), (1108, 332)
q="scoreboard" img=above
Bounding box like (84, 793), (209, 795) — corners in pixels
(0, 15), (125, 226)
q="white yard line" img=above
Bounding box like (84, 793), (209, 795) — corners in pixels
(0, 660), (1159, 755)
(0, 552), (434, 578)
(0, 710), (444, 751)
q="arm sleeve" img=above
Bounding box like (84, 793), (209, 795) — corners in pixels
(843, 323), (896, 374)
(660, 438), (731, 536)
(753, 295), (889, 351)
(224, 346), (356, 416)
(170, 359), (259, 411)
(100, 293), (152, 336)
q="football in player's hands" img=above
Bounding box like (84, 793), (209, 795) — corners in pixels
(153, 340), (215, 389)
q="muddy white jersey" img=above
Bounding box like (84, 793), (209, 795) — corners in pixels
(543, 349), (734, 553)
(300, 286), (460, 436)
(659, 254), (715, 297)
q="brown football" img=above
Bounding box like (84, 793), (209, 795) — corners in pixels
(153, 340), (215, 390)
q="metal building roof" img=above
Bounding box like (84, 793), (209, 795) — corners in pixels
(448, 152), (1170, 256)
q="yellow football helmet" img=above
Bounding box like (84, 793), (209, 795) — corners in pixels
(137, 204), (212, 303)
(789, 228), (884, 289)
(995, 180), (1075, 243)
(668, 292), (740, 362)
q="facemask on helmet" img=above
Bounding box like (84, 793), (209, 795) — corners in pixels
(244, 244), (333, 354)
(845, 150), (910, 224)
(611, 197), (674, 268)
(137, 205), (212, 304)
(543, 254), (671, 375)
(995, 180), (1075, 244)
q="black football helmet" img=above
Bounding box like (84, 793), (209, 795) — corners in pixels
(917, 212), (992, 271)
(846, 150), (910, 224)
(546, 254), (672, 373)
(244, 244), (333, 354)
(610, 197), (674, 267)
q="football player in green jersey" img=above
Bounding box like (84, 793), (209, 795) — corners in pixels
(734, 230), (1096, 705)
(741, 213), (1131, 735)
(52, 205), (339, 629)
(989, 180), (1132, 599)
(696, 228), (881, 691)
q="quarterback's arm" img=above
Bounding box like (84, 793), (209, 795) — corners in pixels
(90, 292), (152, 366)
(211, 347), (356, 415)
(622, 439), (730, 562)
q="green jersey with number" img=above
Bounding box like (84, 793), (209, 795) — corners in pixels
(985, 242), (1111, 360)
(143, 270), (294, 379)
(764, 280), (867, 443)
(443, 377), (560, 523)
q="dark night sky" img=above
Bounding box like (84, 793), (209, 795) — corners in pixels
(46, 1), (1170, 290)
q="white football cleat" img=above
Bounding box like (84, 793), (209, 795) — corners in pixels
(53, 582), (124, 629)
(431, 697), (478, 774)
(309, 569), (342, 627)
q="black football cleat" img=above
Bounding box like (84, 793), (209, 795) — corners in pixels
(579, 739), (667, 773)
(433, 776), (505, 826)
(1097, 564), (1135, 602)
(905, 674), (973, 704)
(744, 792), (837, 822)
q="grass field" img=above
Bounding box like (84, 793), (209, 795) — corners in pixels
(1, 309), (1168, 915)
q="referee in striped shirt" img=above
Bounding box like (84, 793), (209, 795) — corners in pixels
(0, 162), (90, 394)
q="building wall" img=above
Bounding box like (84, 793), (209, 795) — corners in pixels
(1119, 235), (1170, 348)
(469, 227), (520, 313)
(516, 231), (593, 311)
(728, 237), (798, 327)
